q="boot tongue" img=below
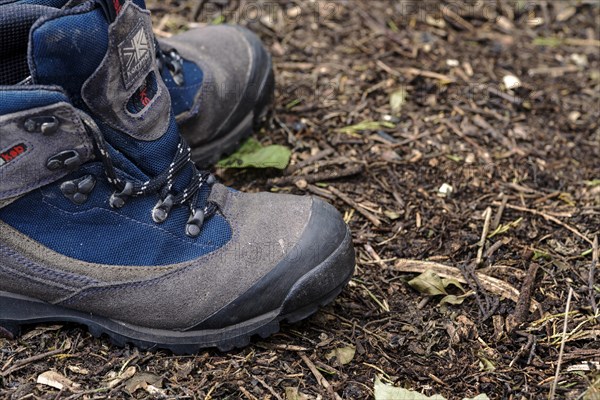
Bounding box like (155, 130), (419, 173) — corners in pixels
(29, 0), (183, 178)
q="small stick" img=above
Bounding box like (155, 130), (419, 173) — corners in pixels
(492, 202), (593, 245)
(441, 5), (475, 32)
(549, 287), (574, 400)
(192, 0), (207, 21)
(365, 243), (388, 269)
(491, 194), (508, 231)
(487, 86), (524, 105)
(268, 165), (364, 187)
(305, 184), (337, 201)
(1, 348), (65, 377)
(589, 236), (599, 317)
(328, 186), (381, 227)
(484, 238), (509, 259)
(253, 376), (283, 400)
(300, 354), (342, 400)
(286, 148), (335, 174)
(376, 60), (456, 83)
(239, 386), (258, 400)
(477, 207), (493, 265)
(508, 254), (539, 332)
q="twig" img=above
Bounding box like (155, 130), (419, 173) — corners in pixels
(589, 236), (599, 317)
(1, 348), (65, 377)
(487, 86), (523, 105)
(365, 243), (388, 269)
(509, 332), (536, 368)
(239, 386), (258, 400)
(484, 238), (510, 259)
(253, 375), (283, 400)
(440, 5), (475, 32)
(507, 252), (539, 332)
(305, 184), (337, 201)
(492, 202), (593, 245)
(549, 287), (574, 400)
(491, 194), (508, 231)
(393, 259), (541, 312)
(477, 207), (493, 265)
(268, 165), (364, 187)
(376, 60), (456, 83)
(528, 65), (580, 77)
(286, 148), (335, 174)
(300, 354), (342, 400)
(328, 185), (382, 227)
(192, 0), (207, 21)
(459, 261), (498, 320)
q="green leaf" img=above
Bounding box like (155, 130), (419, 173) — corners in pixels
(336, 121), (396, 135)
(285, 387), (309, 400)
(488, 217), (523, 239)
(390, 88), (407, 114)
(445, 154), (463, 163)
(384, 210), (401, 220)
(408, 271), (469, 307)
(210, 15), (225, 25)
(217, 138), (291, 170)
(533, 36), (562, 47)
(325, 346), (356, 366)
(408, 270), (448, 296)
(441, 277), (466, 293)
(439, 291), (475, 307)
(374, 376), (491, 400)
(374, 377), (446, 400)
(584, 179), (600, 187)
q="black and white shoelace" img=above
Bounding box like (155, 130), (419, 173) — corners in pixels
(78, 111), (217, 238)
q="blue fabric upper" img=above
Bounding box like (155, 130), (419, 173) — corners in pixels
(12, 0), (205, 117)
(0, 3), (231, 266)
(161, 60), (204, 117)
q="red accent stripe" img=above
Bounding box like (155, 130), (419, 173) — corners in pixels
(113, 0), (122, 14)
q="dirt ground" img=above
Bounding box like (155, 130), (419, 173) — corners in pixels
(1, 0), (599, 399)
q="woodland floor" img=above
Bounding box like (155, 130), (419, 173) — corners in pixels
(1, 0), (599, 399)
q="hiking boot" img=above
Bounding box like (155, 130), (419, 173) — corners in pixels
(0, 0), (275, 166)
(0, 1), (354, 353)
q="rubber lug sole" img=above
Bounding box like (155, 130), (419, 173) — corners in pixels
(0, 228), (354, 354)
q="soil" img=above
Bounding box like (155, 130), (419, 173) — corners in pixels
(1, 1), (599, 399)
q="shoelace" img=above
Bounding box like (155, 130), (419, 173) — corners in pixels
(156, 42), (185, 87)
(77, 111), (217, 238)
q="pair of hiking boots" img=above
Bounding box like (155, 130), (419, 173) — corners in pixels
(0, 0), (355, 353)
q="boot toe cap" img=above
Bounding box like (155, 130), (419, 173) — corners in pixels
(188, 197), (355, 331)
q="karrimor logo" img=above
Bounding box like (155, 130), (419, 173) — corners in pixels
(0, 143), (27, 167)
(118, 22), (153, 89)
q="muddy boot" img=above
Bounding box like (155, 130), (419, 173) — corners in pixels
(0, 2), (354, 353)
(1, 0), (275, 166)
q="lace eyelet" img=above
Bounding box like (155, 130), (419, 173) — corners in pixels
(185, 209), (205, 238)
(46, 150), (82, 171)
(24, 115), (60, 135)
(152, 194), (175, 223)
(109, 181), (134, 208)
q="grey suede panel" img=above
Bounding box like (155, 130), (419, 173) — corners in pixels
(56, 192), (313, 330)
(81, 2), (170, 141)
(0, 102), (94, 201)
(207, 183), (230, 210)
(0, 221), (183, 283)
(159, 25), (255, 146)
(0, 268), (75, 303)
